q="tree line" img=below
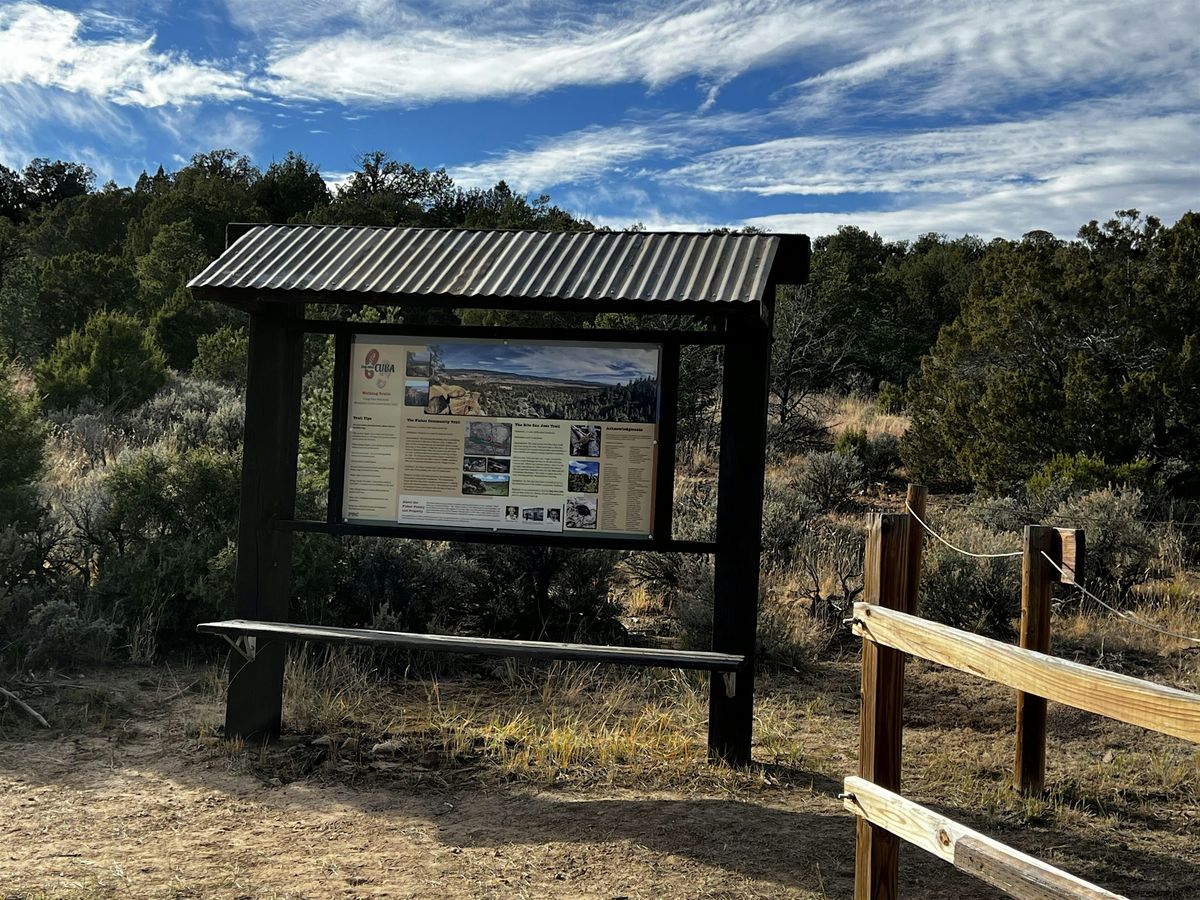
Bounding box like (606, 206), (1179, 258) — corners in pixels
(0, 144), (1196, 666)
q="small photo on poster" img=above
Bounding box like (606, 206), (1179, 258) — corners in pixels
(567, 459), (599, 493)
(547, 508), (561, 523)
(463, 472), (510, 496)
(404, 379), (430, 406)
(569, 424), (601, 457)
(521, 507), (545, 522)
(504, 505), (519, 521)
(406, 349), (432, 377)
(565, 495), (597, 530)
(465, 421), (513, 457)
(463, 456), (487, 473)
(486, 457), (511, 473)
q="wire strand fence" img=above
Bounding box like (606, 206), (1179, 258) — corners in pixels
(905, 500), (1200, 647)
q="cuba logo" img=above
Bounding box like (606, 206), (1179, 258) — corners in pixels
(361, 348), (396, 387)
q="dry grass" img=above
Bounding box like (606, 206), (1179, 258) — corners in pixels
(826, 393), (909, 440)
(1051, 573), (1200, 694)
(222, 649), (821, 793)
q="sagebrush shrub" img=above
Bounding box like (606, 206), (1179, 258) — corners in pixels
(25, 598), (117, 667)
(55, 411), (122, 468)
(799, 451), (864, 511)
(918, 514), (1020, 637)
(123, 375), (241, 450)
(675, 566), (813, 669)
(760, 481), (821, 570)
(835, 428), (900, 483)
(89, 446), (241, 650)
(1051, 488), (1163, 604)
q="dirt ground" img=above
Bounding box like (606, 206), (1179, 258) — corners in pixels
(0, 659), (1196, 899)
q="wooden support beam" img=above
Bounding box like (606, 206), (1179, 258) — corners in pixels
(652, 340), (680, 541)
(855, 513), (910, 900)
(708, 309), (773, 765)
(326, 330), (350, 525)
(842, 777), (1127, 900)
(851, 604), (1200, 744)
(224, 303), (305, 742)
(903, 484), (927, 616)
(1016, 525), (1056, 795)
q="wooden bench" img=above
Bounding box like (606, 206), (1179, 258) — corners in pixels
(198, 619), (746, 695)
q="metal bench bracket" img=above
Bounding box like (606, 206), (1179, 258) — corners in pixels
(221, 634), (257, 662)
(722, 671), (737, 697)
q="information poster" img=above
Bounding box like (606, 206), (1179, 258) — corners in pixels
(343, 334), (661, 538)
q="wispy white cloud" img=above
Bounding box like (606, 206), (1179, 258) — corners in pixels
(792, 0), (1200, 117)
(440, 0), (1200, 238)
(257, 1), (857, 106)
(0, 80), (136, 169)
(662, 100), (1198, 197)
(0, 2), (250, 107)
(448, 125), (671, 193)
(740, 160), (1198, 242)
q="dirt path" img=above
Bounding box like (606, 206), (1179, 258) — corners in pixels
(0, 723), (848, 898)
(0, 673), (999, 899)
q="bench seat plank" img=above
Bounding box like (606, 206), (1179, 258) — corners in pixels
(198, 619), (744, 672)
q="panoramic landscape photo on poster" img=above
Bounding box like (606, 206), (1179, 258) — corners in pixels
(421, 340), (660, 422)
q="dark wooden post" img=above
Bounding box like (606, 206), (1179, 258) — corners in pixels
(225, 302), (305, 742)
(903, 484), (927, 615)
(708, 307), (773, 765)
(1014, 525), (1055, 794)
(856, 513), (910, 900)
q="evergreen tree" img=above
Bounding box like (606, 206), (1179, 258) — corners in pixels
(36, 309), (168, 412)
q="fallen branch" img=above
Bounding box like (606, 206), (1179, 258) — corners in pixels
(0, 686), (50, 728)
(158, 679), (201, 704)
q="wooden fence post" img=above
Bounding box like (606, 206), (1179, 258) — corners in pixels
(1014, 525), (1055, 795)
(1013, 526), (1086, 795)
(903, 485), (927, 615)
(855, 512), (911, 900)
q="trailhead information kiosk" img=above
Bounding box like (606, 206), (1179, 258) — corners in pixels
(188, 225), (809, 765)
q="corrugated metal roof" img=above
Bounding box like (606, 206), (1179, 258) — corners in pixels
(188, 225), (805, 310)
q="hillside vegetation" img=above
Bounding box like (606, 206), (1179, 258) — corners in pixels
(1, 148), (1197, 667)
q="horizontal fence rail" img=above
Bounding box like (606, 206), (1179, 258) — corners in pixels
(843, 777), (1126, 900)
(851, 602), (1200, 744)
(850, 502), (1200, 898)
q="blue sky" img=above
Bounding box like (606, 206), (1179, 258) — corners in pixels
(1, 1), (1196, 240)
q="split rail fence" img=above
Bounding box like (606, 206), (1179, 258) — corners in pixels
(844, 487), (1200, 899)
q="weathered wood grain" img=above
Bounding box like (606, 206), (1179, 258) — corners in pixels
(843, 777), (1126, 900)
(1016, 525), (1055, 794)
(855, 513), (910, 900)
(852, 603), (1200, 743)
